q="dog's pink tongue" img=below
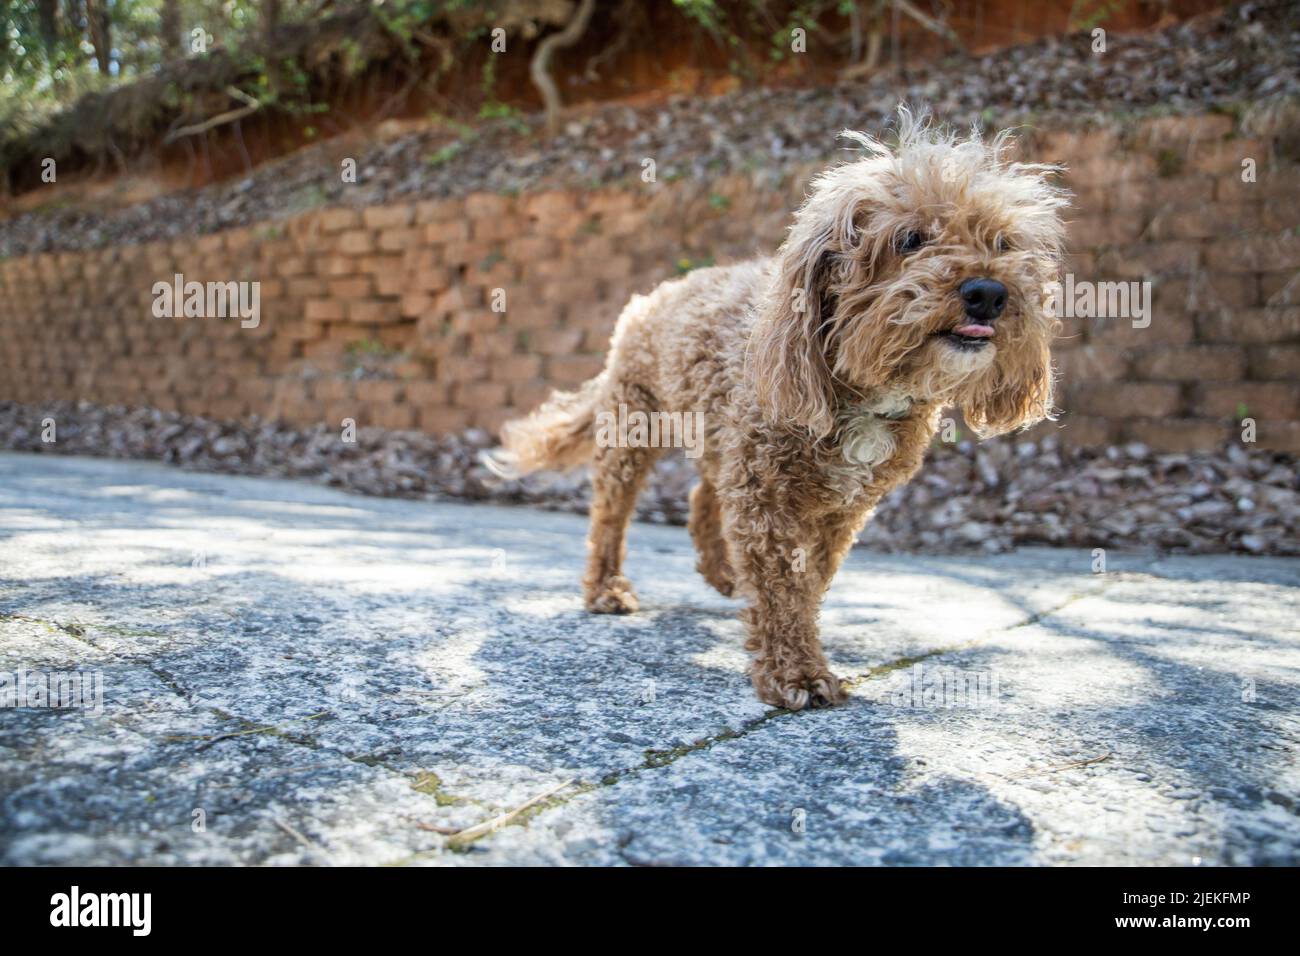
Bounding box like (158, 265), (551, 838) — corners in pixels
(953, 323), (995, 338)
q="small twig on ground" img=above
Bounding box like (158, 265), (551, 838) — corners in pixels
(415, 821), (462, 835)
(443, 778), (576, 848)
(1009, 752), (1113, 779)
(272, 815), (332, 864)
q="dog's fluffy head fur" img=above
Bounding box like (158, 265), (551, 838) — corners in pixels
(748, 108), (1069, 438)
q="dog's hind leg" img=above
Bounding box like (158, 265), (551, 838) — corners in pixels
(583, 436), (660, 615)
(688, 478), (734, 597)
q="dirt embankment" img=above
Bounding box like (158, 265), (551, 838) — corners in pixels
(3, 3), (1296, 260)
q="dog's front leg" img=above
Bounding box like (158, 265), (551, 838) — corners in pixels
(723, 500), (853, 710)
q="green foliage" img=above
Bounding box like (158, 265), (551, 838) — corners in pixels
(478, 101), (529, 134)
(675, 255), (715, 274)
(0, 1), (508, 177)
(1068, 0), (1125, 32)
(346, 338), (395, 356)
(1156, 149), (1184, 178)
(673, 0), (726, 34)
(425, 139), (466, 166)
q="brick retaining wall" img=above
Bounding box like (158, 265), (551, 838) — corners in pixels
(1, 110), (1296, 451)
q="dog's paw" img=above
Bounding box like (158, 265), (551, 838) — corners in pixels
(585, 576), (639, 614)
(696, 559), (735, 598)
(751, 661), (846, 711)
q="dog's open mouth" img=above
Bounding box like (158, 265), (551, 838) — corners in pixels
(938, 322), (995, 350)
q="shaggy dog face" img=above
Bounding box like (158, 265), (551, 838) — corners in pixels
(496, 112), (1070, 710)
(749, 114), (1067, 440)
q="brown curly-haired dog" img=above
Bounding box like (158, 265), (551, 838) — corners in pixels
(496, 112), (1068, 710)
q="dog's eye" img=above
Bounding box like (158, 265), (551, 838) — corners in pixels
(897, 231), (926, 254)
(995, 235), (1012, 253)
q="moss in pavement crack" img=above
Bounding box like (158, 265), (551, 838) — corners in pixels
(410, 771), (466, 807)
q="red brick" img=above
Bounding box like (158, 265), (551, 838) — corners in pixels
(451, 311), (500, 335)
(378, 228), (421, 253)
(1136, 113), (1234, 146)
(1246, 345), (1300, 379)
(1205, 233), (1300, 273)
(1196, 307), (1300, 344)
(454, 380), (508, 407)
(1261, 273), (1298, 305)
(1086, 311), (1194, 347)
(305, 299), (347, 321)
(1028, 414), (1114, 447)
(321, 255), (359, 277)
(400, 294), (434, 319)
(319, 209), (361, 233)
(489, 354), (542, 383)
(1155, 274), (1258, 313)
(510, 380), (554, 411)
(531, 328), (584, 356)
(362, 204), (415, 231)
(371, 404), (417, 430)
(355, 380), (402, 403)
(1067, 214), (1145, 248)
(337, 230), (374, 255)
(471, 218), (518, 242)
(1054, 345), (1129, 382)
(547, 354), (604, 385)
(1067, 155), (1157, 188)
(1121, 418), (1229, 452)
(1068, 383), (1183, 418)
(348, 300), (401, 324)
(1187, 139), (1265, 175)
(438, 356), (488, 383)
(1132, 345), (1246, 381)
(1147, 175), (1216, 208)
(465, 193), (512, 219)
(1147, 202), (1259, 240)
(414, 198), (463, 223)
(1255, 420), (1300, 454)
(403, 381), (448, 406)
(424, 221), (470, 244)
(1097, 242), (1201, 279)
(1193, 383), (1299, 420)
(419, 407), (471, 434)
(328, 278), (373, 299)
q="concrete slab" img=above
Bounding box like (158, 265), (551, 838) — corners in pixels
(1, 453), (1296, 865)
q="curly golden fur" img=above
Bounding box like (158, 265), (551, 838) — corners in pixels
(496, 111), (1068, 710)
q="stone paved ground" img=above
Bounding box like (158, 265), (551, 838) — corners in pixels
(1, 452), (1297, 866)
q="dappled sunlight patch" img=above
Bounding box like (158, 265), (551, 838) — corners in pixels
(408, 627), (490, 697)
(958, 635), (1153, 711)
(687, 639), (750, 678)
(501, 593), (584, 620)
(0, 509), (72, 531)
(888, 720), (1211, 865)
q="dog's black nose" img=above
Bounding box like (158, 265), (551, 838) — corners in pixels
(959, 278), (1008, 321)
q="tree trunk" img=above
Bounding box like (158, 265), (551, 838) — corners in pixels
(263, 0), (282, 96)
(160, 0), (182, 61)
(262, 0), (280, 42)
(530, 0), (597, 137)
(37, 0), (60, 54)
(84, 0), (111, 74)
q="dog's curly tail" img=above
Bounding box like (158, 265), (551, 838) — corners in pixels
(482, 371), (607, 478)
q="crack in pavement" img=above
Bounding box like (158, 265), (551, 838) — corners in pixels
(0, 565), (1130, 863)
(429, 573), (1126, 857)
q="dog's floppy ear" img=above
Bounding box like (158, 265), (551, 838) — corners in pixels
(746, 212), (842, 438)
